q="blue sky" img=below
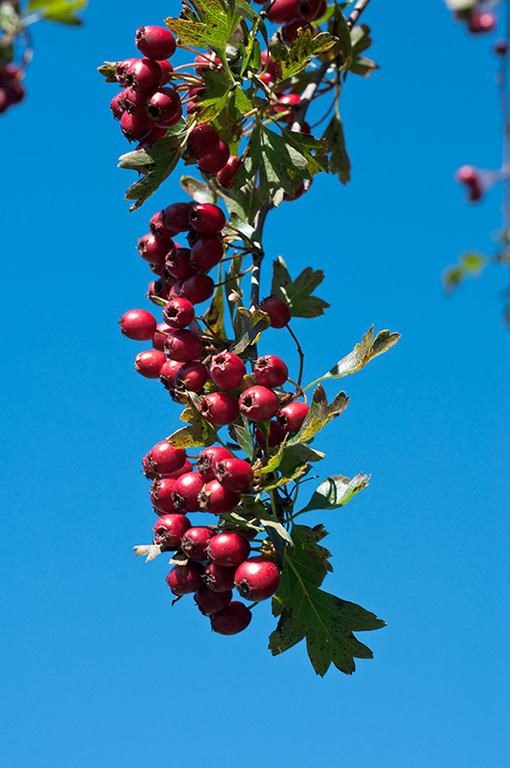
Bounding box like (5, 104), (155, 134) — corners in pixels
(1, 1), (509, 766)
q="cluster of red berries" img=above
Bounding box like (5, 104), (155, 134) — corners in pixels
(454, 3), (497, 35)
(262, 0), (327, 41)
(0, 64), (25, 115)
(455, 164), (483, 202)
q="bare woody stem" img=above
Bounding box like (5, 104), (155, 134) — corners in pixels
(250, 199), (272, 310)
(346, 0), (373, 30)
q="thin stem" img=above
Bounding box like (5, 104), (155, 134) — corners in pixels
(250, 200), (272, 311)
(285, 324), (305, 389)
(346, 0), (373, 30)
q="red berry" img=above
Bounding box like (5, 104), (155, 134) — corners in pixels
(260, 295), (291, 328)
(190, 235), (224, 271)
(214, 457), (254, 492)
(138, 233), (173, 265)
(207, 532), (251, 567)
(187, 124), (220, 158)
(198, 480), (242, 514)
(198, 140), (230, 174)
(260, 50), (277, 77)
(135, 26), (177, 60)
(125, 57), (163, 92)
(123, 86), (149, 115)
(210, 352), (246, 390)
(275, 93), (301, 123)
(266, 0), (301, 24)
(146, 87), (181, 124)
(172, 471), (205, 512)
(119, 309), (157, 341)
(166, 562), (205, 595)
(494, 39), (508, 56)
(181, 526), (215, 559)
(468, 10), (497, 35)
(150, 210), (177, 239)
(204, 562), (237, 592)
(282, 19), (313, 44)
(159, 358), (183, 389)
(158, 59), (174, 84)
(164, 329), (203, 362)
(135, 349), (166, 378)
(283, 181), (307, 202)
(197, 446), (234, 481)
(468, 182), (483, 202)
(234, 556), (280, 601)
(456, 165), (479, 185)
(165, 459), (193, 480)
(150, 477), (177, 512)
(181, 274), (215, 305)
(195, 586), (232, 615)
(137, 124), (170, 148)
(152, 322), (171, 351)
(239, 385), (279, 422)
(148, 441), (187, 476)
(299, 0), (326, 21)
(199, 392), (240, 426)
(169, 279), (185, 299)
(176, 360), (209, 392)
(120, 111), (154, 142)
(189, 203), (226, 234)
(254, 420), (287, 450)
(162, 297), (195, 328)
(216, 156), (241, 188)
(210, 601), (252, 634)
(153, 513), (191, 548)
(165, 247), (196, 280)
(110, 91), (126, 120)
(278, 400), (309, 432)
(254, 355), (288, 387)
(193, 54), (221, 74)
(148, 278), (173, 303)
(115, 58), (137, 86)
(163, 202), (193, 232)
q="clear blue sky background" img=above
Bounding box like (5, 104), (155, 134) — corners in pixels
(1, 1), (509, 766)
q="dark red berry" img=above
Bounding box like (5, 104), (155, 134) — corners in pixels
(120, 111), (155, 142)
(468, 10), (497, 34)
(195, 586), (232, 615)
(137, 124), (169, 147)
(150, 477), (177, 512)
(165, 459), (193, 480)
(199, 392), (240, 426)
(299, 0), (326, 21)
(142, 452), (157, 479)
(148, 441), (187, 476)
(278, 400), (309, 432)
(115, 58), (137, 86)
(119, 309), (157, 341)
(159, 358), (183, 389)
(158, 59), (174, 84)
(282, 19), (313, 44)
(165, 247), (196, 280)
(210, 352), (246, 390)
(254, 420), (287, 450)
(162, 297), (195, 328)
(181, 526), (215, 560)
(150, 209), (177, 239)
(181, 273), (215, 305)
(146, 87), (181, 124)
(468, 182), (483, 202)
(197, 447), (234, 481)
(204, 562), (237, 592)
(214, 457), (254, 492)
(135, 349), (166, 378)
(138, 233), (173, 265)
(239, 385), (279, 422)
(210, 601), (252, 634)
(152, 322), (170, 351)
(259, 50), (276, 77)
(163, 202), (193, 233)
(148, 278), (173, 303)
(125, 57), (163, 91)
(198, 480), (242, 515)
(456, 165), (479, 185)
(176, 360), (209, 392)
(267, 0), (301, 25)
(198, 140), (230, 174)
(254, 355), (288, 387)
(136, 26), (177, 60)
(216, 156), (241, 188)
(207, 532), (251, 567)
(153, 513), (191, 548)
(187, 124), (220, 158)
(234, 556), (280, 601)
(172, 472), (205, 512)
(110, 91), (126, 120)
(164, 329), (203, 362)
(189, 203), (226, 234)
(169, 279), (185, 299)
(260, 295), (291, 328)
(166, 562), (205, 595)
(123, 86), (148, 115)
(190, 235), (224, 271)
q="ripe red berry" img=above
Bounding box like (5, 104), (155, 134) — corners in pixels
(165, 247), (196, 280)
(299, 0), (326, 21)
(194, 586), (233, 615)
(123, 86), (149, 115)
(138, 233), (173, 265)
(198, 480), (242, 514)
(204, 562), (237, 592)
(164, 329), (203, 362)
(176, 360), (209, 392)
(166, 562), (205, 595)
(197, 140), (230, 174)
(148, 441), (186, 476)
(207, 532), (251, 567)
(110, 91), (126, 120)
(199, 392), (240, 426)
(181, 526), (215, 560)
(150, 477), (177, 512)
(119, 309), (157, 341)
(150, 209), (177, 238)
(120, 111), (155, 142)
(254, 355), (288, 387)
(181, 274), (215, 305)
(214, 457), (254, 492)
(158, 59), (174, 84)
(146, 87), (181, 124)
(137, 124), (170, 148)
(152, 322), (170, 351)
(148, 278), (173, 303)
(115, 58), (137, 86)
(197, 446), (234, 481)
(162, 297), (195, 328)
(135, 26), (177, 60)
(234, 556), (281, 601)
(275, 92), (301, 122)
(266, 0), (301, 24)
(165, 459), (193, 480)
(189, 203), (226, 234)
(216, 156), (241, 188)
(190, 235), (224, 271)
(159, 358), (183, 389)
(278, 400), (309, 432)
(239, 385), (279, 422)
(260, 50), (277, 77)
(153, 513), (191, 548)
(468, 182), (483, 202)
(169, 279), (185, 299)
(163, 202), (193, 233)
(456, 165), (479, 185)
(187, 124), (220, 158)
(468, 10), (497, 34)
(142, 451), (157, 479)
(260, 295), (291, 328)
(135, 349), (166, 378)
(210, 352), (246, 390)
(210, 601), (252, 634)
(125, 57), (163, 92)
(172, 471), (205, 512)
(254, 420), (287, 450)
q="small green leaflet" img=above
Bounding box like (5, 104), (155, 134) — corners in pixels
(27, 0), (87, 25)
(97, 62), (117, 82)
(166, 398), (217, 448)
(228, 414), (255, 461)
(313, 326), (401, 382)
(229, 307), (270, 354)
(350, 56), (379, 77)
(323, 110), (350, 184)
(272, 29), (339, 80)
(287, 384), (349, 446)
(165, 0), (239, 49)
(271, 256), (330, 318)
(350, 23), (373, 57)
(443, 252), (486, 295)
(298, 473), (370, 514)
(180, 175), (217, 204)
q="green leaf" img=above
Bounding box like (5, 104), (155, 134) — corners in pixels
(327, 3), (352, 70)
(323, 111), (350, 184)
(180, 175), (217, 204)
(228, 414), (255, 461)
(443, 252), (487, 295)
(271, 256), (330, 318)
(97, 62), (118, 83)
(263, 462), (310, 489)
(278, 443), (325, 479)
(350, 56), (379, 77)
(27, 0), (87, 25)
(229, 307), (270, 354)
(350, 23), (373, 57)
(279, 128), (329, 177)
(317, 326), (401, 381)
(165, 0), (237, 48)
(257, 438), (287, 474)
(204, 268), (226, 339)
(250, 123), (312, 205)
(287, 385), (349, 446)
(193, 68), (233, 124)
(166, 398), (217, 449)
(269, 524), (386, 675)
(272, 29), (339, 80)
(299, 473), (370, 514)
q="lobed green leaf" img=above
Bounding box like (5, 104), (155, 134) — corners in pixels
(299, 473), (370, 514)
(270, 256), (330, 318)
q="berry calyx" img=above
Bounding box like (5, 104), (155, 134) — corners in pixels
(260, 295), (292, 328)
(199, 392), (240, 426)
(135, 349), (166, 378)
(278, 400), (309, 432)
(239, 385), (280, 422)
(162, 297), (195, 328)
(153, 513), (191, 548)
(198, 480), (242, 514)
(166, 562), (205, 595)
(204, 562), (237, 592)
(165, 247), (196, 280)
(181, 526), (215, 560)
(214, 457), (254, 492)
(197, 446), (234, 481)
(195, 586), (233, 615)
(135, 26), (177, 60)
(119, 309), (157, 341)
(124, 58), (163, 92)
(150, 477), (177, 512)
(189, 203), (226, 234)
(210, 601), (252, 634)
(150, 209), (177, 239)
(164, 329), (203, 362)
(254, 355), (288, 388)
(206, 532), (251, 567)
(234, 556), (281, 601)
(210, 352), (246, 390)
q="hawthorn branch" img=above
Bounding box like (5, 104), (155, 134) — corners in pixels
(250, 199), (272, 310)
(346, 0), (373, 31)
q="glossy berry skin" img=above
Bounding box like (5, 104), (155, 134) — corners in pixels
(164, 329), (202, 362)
(165, 459), (193, 480)
(239, 385), (280, 422)
(198, 480), (242, 515)
(146, 87), (181, 124)
(210, 601), (252, 635)
(163, 202), (193, 233)
(260, 295), (291, 328)
(194, 586), (233, 615)
(204, 562), (237, 592)
(214, 457), (254, 492)
(234, 556), (280, 601)
(138, 233), (173, 265)
(162, 297), (195, 328)
(152, 322), (171, 351)
(153, 513), (191, 548)
(172, 471), (205, 513)
(468, 11), (497, 34)
(123, 86), (149, 115)
(159, 358), (183, 389)
(278, 400), (309, 432)
(135, 349), (166, 378)
(216, 156), (241, 188)
(456, 165), (479, 185)
(150, 477), (177, 512)
(166, 247), (196, 280)
(189, 203), (226, 234)
(266, 0), (301, 24)
(136, 26), (177, 60)
(199, 392), (240, 426)
(166, 562), (205, 595)
(254, 355), (288, 388)
(206, 532), (251, 567)
(260, 49), (277, 77)
(181, 526), (215, 560)
(190, 235), (224, 271)
(110, 91), (126, 120)
(254, 420), (287, 450)
(181, 274), (215, 305)
(119, 309), (157, 341)
(150, 209), (177, 239)
(158, 59), (174, 84)
(176, 361), (209, 393)
(275, 93), (301, 122)
(187, 124), (220, 158)
(197, 446), (234, 481)
(137, 124), (169, 147)
(125, 57), (163, 92)
(210, 352), (246, 390)
(148, 441), (186, 476)
(198, 140), (230, 174)
(120, 111), (154, 142)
